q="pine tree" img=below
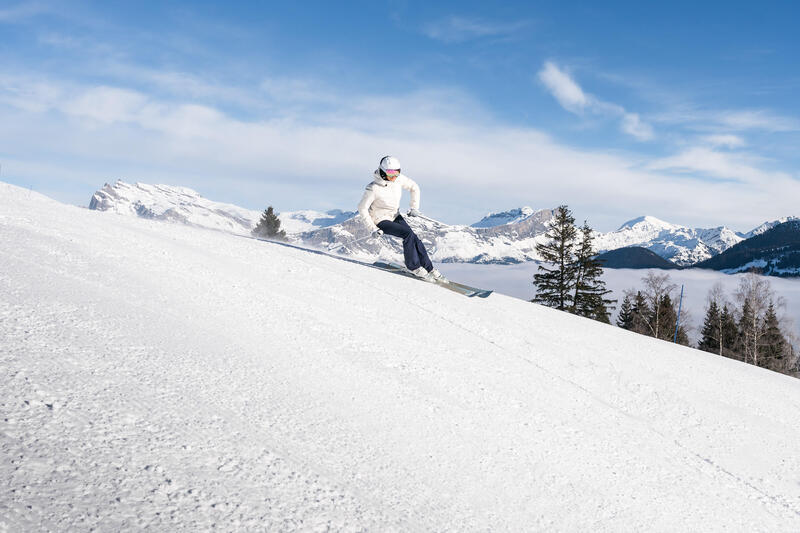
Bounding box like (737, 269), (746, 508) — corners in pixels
(719, 305), (739, 360)
(737, 299), (755, 364)
(252, 206), (287, 241)
(630, 291), (651, 335)
(533, 205), (577, 311)
(616, 294), (634, 330)
(571, 221), (615, 322)
(698, 300), (721, 354)
(759, 303), (788, 372)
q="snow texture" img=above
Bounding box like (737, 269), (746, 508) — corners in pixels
(3, 181), (800, 530)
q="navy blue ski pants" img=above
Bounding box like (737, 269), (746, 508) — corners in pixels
(377, 215), (433, 272)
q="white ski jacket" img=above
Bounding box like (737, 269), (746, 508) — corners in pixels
(357, 170), (420, 231)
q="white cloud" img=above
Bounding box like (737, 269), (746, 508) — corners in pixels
(537, 62), (654, 141)
(654, 108), (800, 133)
(701, 134), (746, 149)
(0, 1), (49, 22)
(1, 73), (798, 231)
(621, 112), (654, 141)
(648, 147), (791, 185)
(423, 16), (528, 44)
(538, 62), (589, 113)
(717, 110), (800, 132)
(63, 86), (150, 124)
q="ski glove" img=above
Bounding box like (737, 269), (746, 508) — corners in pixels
(407, 208), (420, 217)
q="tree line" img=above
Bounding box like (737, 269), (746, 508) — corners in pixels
(695, 274), (797, 374)
(533, 205), (799, 378)
(616, 272), (689, 345)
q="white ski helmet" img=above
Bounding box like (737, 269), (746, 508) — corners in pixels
(379, 155), (401, 179)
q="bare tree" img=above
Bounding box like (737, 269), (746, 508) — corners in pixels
(734, 272), (775, 366)
(640, 272), (678, 340)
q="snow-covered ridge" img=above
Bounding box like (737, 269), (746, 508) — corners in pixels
(88, 180), (353, 235)
(470, 206), (536, 228)
(89, 181), (262, 235)
(744, 216), (800, 239)
(278, 209), (357, 234)
(4, 180), (800, 530)
(594, 216), (745, 266)
(299, 209), (555, 264)
(87, 181), (792, 266)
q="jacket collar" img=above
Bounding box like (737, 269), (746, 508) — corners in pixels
(373, 169), (391, 186)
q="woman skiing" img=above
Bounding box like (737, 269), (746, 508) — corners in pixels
(357, 155), (444, 281)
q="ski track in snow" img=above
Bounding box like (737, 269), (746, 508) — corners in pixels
(3, 182), (800, 531)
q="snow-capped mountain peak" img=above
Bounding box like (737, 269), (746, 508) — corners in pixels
(88, 180), (354, 235)
(596, 215), (744, 266)
(617, 215), (681, 232)
(89, 180), (261, 234)
(471, 206), (536, 228)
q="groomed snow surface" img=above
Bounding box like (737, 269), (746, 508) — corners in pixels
(3, 181), (800, 531)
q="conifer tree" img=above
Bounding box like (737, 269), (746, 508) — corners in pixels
(653, 294), (677, 341)
(252, 206), (287, 241)
(630, 291), (651, 335)
(736, 299), (755, 364)
(616, 294), (634, 330)
(698, 300), (721, 354)
(571, 221), (615, 322)
(650, 294), (688, 344)
(719, 305), (739, 360)
(759, 303), (788, 372)
(533, 205), (577, 311)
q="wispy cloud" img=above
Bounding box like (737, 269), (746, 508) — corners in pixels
(654, 107), (800, 133)
(423, 16), (528, 44)
(537, 62), (588, 113)
(716, 109), (800, 132)
(648, 146), (791, 185)
(2, 71), (797, 230)
(701, 134), (746, 149)
(537, 61), (654, 141)
(0, 1), (50, 22)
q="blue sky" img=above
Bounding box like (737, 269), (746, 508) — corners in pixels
(1, 0), (799, 231)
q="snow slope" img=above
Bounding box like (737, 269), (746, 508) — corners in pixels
(3, 181), (800, 531)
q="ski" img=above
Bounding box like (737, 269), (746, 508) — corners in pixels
(372, 262), (493, 298)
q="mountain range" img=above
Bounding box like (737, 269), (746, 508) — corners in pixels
(694, 219), (800, 276)
(88, 180), (798, 273)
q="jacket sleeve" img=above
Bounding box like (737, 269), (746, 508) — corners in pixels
(400, 175), (420, 211)
(357, 185), (380, 231)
